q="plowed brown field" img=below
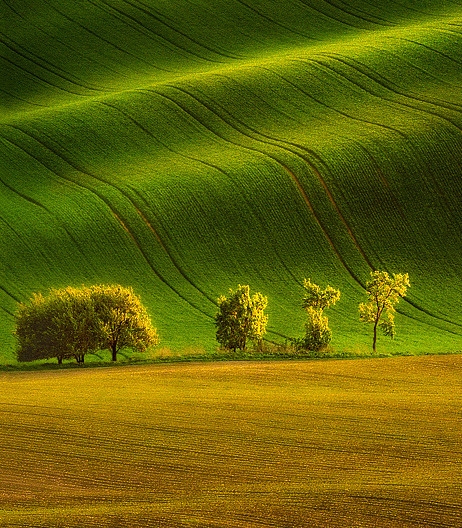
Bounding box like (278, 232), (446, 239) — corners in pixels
(1, 355), (461, 526)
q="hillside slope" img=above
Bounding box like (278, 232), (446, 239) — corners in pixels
(1, 0), (462, 361)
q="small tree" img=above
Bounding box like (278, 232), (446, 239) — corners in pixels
(215, 285), (268, 352)
(299, 279), (340, 352)
(359, 270), (410, 352)
(89, 285), (159, 361)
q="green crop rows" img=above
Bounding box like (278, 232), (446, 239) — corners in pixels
(1, 356), (461, 526)
(2, 0), (462, 360)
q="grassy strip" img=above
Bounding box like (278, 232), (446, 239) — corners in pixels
(1, 343), (460, 372)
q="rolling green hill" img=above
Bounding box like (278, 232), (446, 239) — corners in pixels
(2, 0), (462, 362)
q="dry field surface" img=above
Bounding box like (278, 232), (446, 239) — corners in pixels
(0, 355), (461, 527)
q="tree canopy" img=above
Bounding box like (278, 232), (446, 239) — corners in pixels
(299, 279), (340, 352)
(215, 285), (268, 352)
(89, 285), (158, 361)
(359, 271), (410, 352)
(14, 285), (159, 364)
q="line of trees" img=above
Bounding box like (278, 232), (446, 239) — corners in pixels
(14, 285), (159, 365)
(13, 271), (409, 365)
(214, 271), (410, 354)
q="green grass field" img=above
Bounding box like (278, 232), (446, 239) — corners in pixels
(2, 0), (462, 361)
(0, 355), (461, 526)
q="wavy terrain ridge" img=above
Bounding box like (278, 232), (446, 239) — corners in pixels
(1, 0), (462, 359)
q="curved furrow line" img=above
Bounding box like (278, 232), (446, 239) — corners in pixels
(1, 54), (93, 98)
(132, 163), (299, 293)
(316, 140), (462, 327)
(129, 187), (241, 307)
(88, 0), (223, 66)
(295, 0), (380, 29)
(311, 51), (462, 109)
(322, 49), (462, 114)
(0, 281), (21, 304)
(193, 65), (322, 130)
(336, 139), (462, 321)
(98, 98), (303, 288)
(403, 294), (462, 330)
(437, 25), (462, 39)
(3, 4), (139, 84)
(298, 158), (373, 270)
(253, 60), (411, 142)
(228, 0), (319, 40)
(167, 158), (302, 288)
(97, 100), (248, 306)
(0, 124), (215, 319)
(121, 0), (244, 60)
(396, 303), (462, 334)
(162, 68), (454, 308)
(156, 84), (462, 331)
(321, 0), (395, 26)
(0, 173), (46, 212)
(0, 88), (47, 111)
(303, 54), (462, 143)
(285, 60), (410, 139)
(282, 165), (365, 285)
(0, 166), (94, 267)
(166, 82), (372, 260)
(315, 54), (462, 151)
(3, 0), (24, 19)
(38, 0), (172, 72)
(335, 142), (462, 328)
(163, 81), (375, 268)
(131, 202), (216, 311)
(190, 85), (432, 303)
(0, 34), (105, 92)
(309, 54), (462, 137)
(148, 86), (370, 287)
(348, 140), (407, 223)
(369, 47), (462, 91)
(388, 32), (462, 66)
(0, 204), (64, 282)
(0, 305), (15, 318)
(330, 152), (462, 328)
(9, 134), (216, 320)
(98, 100), (181, 152)
(375, 0), (451, 17)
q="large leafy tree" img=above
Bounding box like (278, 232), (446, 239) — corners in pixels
(15, 287), (100, 364)
(359, 271), (410, 352)
(14, 285), (158, 364)
(215, 285), (268, 352)
(300, 279), (340, 352)
(89, 285), (159, 361)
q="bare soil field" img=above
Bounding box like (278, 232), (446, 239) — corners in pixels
(0, 355), (461, 527)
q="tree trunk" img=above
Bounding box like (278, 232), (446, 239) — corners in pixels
(373, 319), (378, 353)
(75, 354), (85, 364)
(57, 356), (63, 365)
(111, 344), (117, 361)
